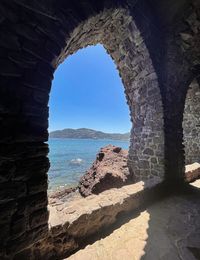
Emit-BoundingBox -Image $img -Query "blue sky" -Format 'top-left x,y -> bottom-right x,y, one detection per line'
49,44 -> 131,133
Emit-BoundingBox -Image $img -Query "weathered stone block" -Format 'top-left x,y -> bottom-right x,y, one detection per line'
29,209 -> 49,229
14,157 -> 49,182
0,33 -> 20,50
0,160 -> 16,183
0,201 -> 17,224
0,59 -> 21,77
0,223 -> 10,245
139,160 -> 149,168
6,224 -> 48,255
27,177 -> 48,195
13,248 -> 32,260
0,182 -> 26,203
143,148 -> 154,156
11,215 -> 27,239
19,193 -> 48,214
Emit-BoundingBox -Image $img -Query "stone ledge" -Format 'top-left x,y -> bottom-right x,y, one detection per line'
185,163 -> 200,182
29,177 -> 163,259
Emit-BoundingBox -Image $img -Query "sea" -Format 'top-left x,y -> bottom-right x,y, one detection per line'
48,138 -> 129,190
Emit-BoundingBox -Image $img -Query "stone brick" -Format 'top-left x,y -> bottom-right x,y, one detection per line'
14,156 -> 49,182
151,157 -> 158,164
13,248 -> 32,260
0,201 -> 17,223
143,148 -> 154,156
0,59 -> 21,77
139,160 -> 150,169
18,193 -> 48,215
11,215 -> 27,239
0,160 -> 16,183
0,32 -> 20,50
6,224 -> 48,255
0,182 -> 27,203
27,176 -> 48,195
0,223 -> 10,245
29,209 -> 49,229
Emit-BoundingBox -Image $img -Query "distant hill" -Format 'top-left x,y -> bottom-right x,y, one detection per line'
49,128 -> 130,140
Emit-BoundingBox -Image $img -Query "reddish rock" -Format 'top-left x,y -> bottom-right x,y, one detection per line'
185,162 -> 200,182
78,145 -> 135,197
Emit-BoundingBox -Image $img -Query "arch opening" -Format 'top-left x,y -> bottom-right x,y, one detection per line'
49,8 -> 165,185
48,44 -> 131,192
0,5 -> 166,259
49,8 -> 165,184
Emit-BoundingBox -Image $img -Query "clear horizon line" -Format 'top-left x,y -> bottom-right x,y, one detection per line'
48,127 -> 130,134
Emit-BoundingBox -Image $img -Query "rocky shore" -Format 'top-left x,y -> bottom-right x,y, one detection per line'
79,144 -> 134,196
49,145 -> 133,204
48,146 -> 200,205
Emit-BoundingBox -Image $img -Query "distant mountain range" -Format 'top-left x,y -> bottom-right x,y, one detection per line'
49,128 -> 130,140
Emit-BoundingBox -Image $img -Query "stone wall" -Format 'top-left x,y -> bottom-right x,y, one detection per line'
183,80 -> 200,164
153,0 -> 200,181
180,0 -> 200,166
58,8 -> 165,181
0,0 -> 200,258
0,2 -> 165,258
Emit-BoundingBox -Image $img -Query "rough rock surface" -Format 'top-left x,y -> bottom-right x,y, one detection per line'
79,145 -> 134,197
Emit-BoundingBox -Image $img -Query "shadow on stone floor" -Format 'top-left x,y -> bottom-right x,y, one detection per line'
140,182 -> 200,260
67,181 -> 200,260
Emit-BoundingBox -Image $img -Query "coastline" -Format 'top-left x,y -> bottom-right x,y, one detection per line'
47,138 -> 130,192
48,144 -> 131,205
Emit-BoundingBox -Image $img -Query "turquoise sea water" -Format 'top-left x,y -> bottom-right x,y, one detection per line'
48,138 -> 129,190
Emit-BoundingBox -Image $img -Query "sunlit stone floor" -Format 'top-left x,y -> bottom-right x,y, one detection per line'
66,180 -> 200,260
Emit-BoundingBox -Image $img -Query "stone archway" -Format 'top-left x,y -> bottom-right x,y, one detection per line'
0,2 -> 166,259
1,0 -> 200,259
183,79 -> 200,164
54,8 -> 165,182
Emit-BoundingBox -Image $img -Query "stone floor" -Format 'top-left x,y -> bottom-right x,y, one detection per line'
66,180 -> 200,260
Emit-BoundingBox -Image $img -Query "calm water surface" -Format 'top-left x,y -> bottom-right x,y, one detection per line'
48,138 -> 129,190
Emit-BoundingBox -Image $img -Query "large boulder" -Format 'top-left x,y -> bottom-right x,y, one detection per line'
78,145 -> 134,197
